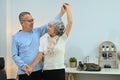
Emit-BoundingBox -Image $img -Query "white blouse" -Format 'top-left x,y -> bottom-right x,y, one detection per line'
39,33 -> 67,70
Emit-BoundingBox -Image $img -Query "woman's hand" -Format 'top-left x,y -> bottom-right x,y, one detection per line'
23,65 -> 31,76
28,65 -> 33,74
63,3 -> 70,10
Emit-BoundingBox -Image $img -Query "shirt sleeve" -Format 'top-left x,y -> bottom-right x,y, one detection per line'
35,15 -> 62,37
11,36 -> 26,70
61,32 -> 68,41
39,36 -> 45,52
54,15 -> 62,21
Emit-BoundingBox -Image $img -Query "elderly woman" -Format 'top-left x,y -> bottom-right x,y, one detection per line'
30,3 -> 72,80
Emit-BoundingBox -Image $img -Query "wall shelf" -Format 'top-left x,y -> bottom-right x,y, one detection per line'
98,41 -> 118,68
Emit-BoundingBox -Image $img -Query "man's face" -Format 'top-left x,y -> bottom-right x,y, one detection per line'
21,14 -> 34,32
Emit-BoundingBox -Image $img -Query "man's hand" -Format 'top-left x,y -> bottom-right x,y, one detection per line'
59,4 -> 66,17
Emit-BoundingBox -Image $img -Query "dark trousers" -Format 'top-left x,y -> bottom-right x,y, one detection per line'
0,69 -> 7,80
43,69 -> 65,80
19,70 -> 42,80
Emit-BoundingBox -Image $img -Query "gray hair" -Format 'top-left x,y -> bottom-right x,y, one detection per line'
48,20 -> 65,36
19,12 -> 31,21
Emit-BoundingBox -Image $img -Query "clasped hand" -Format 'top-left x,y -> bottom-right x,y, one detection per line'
23,65 -> 33,76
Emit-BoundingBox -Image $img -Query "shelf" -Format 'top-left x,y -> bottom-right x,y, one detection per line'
65,67 -> 120,75
101,51 -> 116,53
100,60 -> 116,62
98,41 -> 117,69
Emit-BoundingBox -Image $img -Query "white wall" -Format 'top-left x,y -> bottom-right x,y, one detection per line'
2,0 -> 120,79
6,0 -> 18,79
0,0 -> 6,57
65,0 -> 120,65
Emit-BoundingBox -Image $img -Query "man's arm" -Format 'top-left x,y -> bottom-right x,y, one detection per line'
36,5 -> 66,37
58,4 -> 66,17
11,36 -> 28,72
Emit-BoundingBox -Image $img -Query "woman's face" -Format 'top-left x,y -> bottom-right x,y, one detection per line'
47,25 -> 56,36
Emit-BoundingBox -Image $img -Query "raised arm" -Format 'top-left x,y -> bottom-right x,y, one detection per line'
64,3 -> 73,37
36,5 -> 66,38
58,4 -> 66,17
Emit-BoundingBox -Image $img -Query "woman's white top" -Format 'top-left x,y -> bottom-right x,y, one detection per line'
39,33 -> 67,70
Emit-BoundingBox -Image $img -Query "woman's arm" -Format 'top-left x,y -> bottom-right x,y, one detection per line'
29,52 -> 44,72
64,3 -> 73,37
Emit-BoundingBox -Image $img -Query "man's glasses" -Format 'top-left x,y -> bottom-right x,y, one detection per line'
22,19 -> 34,23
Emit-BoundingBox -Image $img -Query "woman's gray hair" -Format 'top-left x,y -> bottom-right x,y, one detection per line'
48,20 -> 65,36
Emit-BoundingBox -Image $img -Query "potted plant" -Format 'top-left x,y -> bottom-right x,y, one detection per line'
69,57 -> 77,68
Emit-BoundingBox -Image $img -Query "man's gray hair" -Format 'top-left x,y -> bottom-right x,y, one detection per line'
19,12 -> 31,21
48,20 -> 65,36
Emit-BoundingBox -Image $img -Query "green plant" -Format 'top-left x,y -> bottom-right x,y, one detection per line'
69,57 -> 77,62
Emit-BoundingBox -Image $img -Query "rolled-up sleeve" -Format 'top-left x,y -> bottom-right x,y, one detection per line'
54,15 -> 61,21
39,37 -> 44,52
